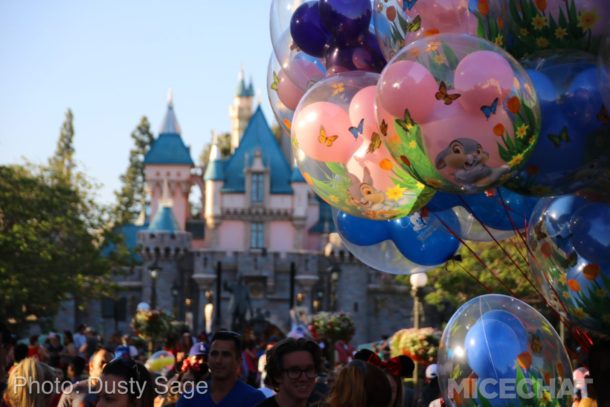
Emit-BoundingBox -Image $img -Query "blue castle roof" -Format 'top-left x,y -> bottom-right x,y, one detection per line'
144,101 -> 194,165
101,222 -> 148,262
204,158 -> 226,181
148,206 -> 180,232
221,106 -> 293,194
291,165 -> 306,183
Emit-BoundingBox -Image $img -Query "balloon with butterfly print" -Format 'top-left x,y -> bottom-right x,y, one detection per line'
376,34 -> 541,195
292,71 -> 434,220
372,0 -> 477,61
505,51 -> 610,201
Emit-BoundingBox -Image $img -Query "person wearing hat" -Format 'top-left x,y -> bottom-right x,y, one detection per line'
417,364 -> 440,407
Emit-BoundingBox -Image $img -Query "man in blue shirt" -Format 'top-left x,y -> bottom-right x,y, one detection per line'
177,330 -> 265,407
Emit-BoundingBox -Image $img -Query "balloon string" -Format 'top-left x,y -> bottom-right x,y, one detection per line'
494,188 -> 532,263
452,260 -> 495,293
456,194 -> 541,296
432,212 -> 518,297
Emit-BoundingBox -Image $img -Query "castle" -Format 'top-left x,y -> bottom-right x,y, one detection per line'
54,71 -> 425,345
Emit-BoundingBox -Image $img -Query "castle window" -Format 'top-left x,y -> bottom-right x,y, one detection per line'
251,173 -> 264,203
250,222 -> 264,249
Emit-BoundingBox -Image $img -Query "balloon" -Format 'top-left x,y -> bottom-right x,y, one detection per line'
293,101 -> 357,162
373,0 -> 476,60
270,0 -> 307,61
376,60 -> 437,122
378,34 -> 540,194
145,351 -> 175,375
319,0 -> 372,46
599,37 -> 610,109
506,52 -> 610,199
290,2 -> 328,57
335,210 -> 390,245
276,69 -> 306,111
274,29 -> 327,91
438,294 -> 572,407
453,206 -> 517,242
461,187 -> 538,231
389,209 -> 460,265
267,54 -> 296,136
293,71 -> 434,220
528,195 -> 610,335
470,0 -> 610,59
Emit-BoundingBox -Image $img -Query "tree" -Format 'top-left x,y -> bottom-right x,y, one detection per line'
0,165 -> 113,332
48,109 -> 76,181
113,116 -> 154,225
198,132 -> 231,168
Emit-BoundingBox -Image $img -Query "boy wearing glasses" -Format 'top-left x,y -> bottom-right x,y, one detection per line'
177,331 -> 265,407
255,338 -> 322,407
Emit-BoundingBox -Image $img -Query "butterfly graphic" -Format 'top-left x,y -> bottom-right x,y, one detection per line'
402,0 -> 418,11
331,82 -> 345,96
368,133 -> 382,153
597,104 -> 610,124
406,15 -> 422,32
435,81 -> 461,105
270,71 -> 279,92
547,126 -> 569,147
349,118 -> 364,140
318,126 -> 338,147
480,98 -> 499,120
379,119 -> 388,137
396,109 -> 416,131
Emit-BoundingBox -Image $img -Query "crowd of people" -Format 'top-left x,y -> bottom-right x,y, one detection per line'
0,322 -> 608,407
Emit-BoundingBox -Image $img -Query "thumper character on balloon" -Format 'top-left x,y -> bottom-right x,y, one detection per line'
435,138 -> 510,192
348,167 -> 387,210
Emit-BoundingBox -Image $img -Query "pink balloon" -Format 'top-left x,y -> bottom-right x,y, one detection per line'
347,137 -> 399,193
377,60 -> 437,122
421,102 -> 515,188
283,57 -> 326,90
293,101 -> 362,163
409,0 -> 471,32
277,69 -> 305,111
348,85 -> 378,141
454,51 -> 514,113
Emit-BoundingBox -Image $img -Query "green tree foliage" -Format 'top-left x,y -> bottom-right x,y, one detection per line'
198,132 -> 231,167
0,165 -> 113,331
399,237 -> 545,317
48,109 -> 76,181
113,116 -> 154,225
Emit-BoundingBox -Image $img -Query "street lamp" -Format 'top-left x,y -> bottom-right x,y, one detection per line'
149,263 -> 161,310
328,265 -> 341,311
410,272 -> 428,388
171,281 -> 179,318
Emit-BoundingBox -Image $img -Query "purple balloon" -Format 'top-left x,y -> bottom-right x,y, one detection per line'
324,44 -> 356,74
290,2 -> 329,58
319,0 -> 372,46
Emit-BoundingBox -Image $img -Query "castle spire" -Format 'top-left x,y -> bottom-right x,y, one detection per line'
159,89 -> 181,134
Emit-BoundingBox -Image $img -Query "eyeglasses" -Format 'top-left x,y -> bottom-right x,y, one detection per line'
284,367 -> 317,380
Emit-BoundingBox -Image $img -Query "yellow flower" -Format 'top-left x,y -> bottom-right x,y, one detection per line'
329,195 -> 339,204
562,291 -> 571,300
408,48 -> 421,58
519,28 -> 529,37
572,308 -> 587,319
426,41 -> 441,53
516,124 -> 529,139
532,15 -> 549,30
416,182 -> 425,190
508,153 -> 524,166
578,11 -> 599,30
536,37 -> 550,48
554,27 -> 568,39
432,53 -> 447,65
408,140 -> 417,149
494,34 -> 504,47
331,82 -> 345,96
559,274 -> 567,284
386,184 -> 407,201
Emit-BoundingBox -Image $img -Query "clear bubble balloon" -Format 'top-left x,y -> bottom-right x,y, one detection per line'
528,195 -> 610,336
438,294 -> 572,407
145,350 -> 175,375
377,34 -> 540,194
270,0 -> 307,61
292,71 -> 434,219
373,0 -> 476,60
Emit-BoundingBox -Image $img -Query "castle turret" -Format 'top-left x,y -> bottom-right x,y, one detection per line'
229,68 -> 254,152
143,91 -> 194,230
203,134 -> 225,246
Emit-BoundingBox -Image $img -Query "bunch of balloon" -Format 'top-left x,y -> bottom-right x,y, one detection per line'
438,294 -> 572,407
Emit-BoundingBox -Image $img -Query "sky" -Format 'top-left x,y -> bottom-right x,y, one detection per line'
0,0 -> 275,204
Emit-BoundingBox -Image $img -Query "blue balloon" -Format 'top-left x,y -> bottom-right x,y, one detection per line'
564,66 -> 605,136
290,2 -> 329,58
426,191 -> 462,212
459,188 -> 538,231
480,310 -> 528,352
390,209 -> 460,266
570,201 -> 610,266
319,0 -> 371,46
336,211 -> 390,246
465,318 -> 524,380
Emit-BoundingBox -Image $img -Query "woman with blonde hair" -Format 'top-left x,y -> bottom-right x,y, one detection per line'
326,360 -> 392,407
2,357 -> 59,407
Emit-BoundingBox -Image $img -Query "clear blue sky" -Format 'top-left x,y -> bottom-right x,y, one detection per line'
0,0 -> 274,204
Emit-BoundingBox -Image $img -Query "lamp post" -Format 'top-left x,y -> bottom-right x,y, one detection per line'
149,263 -> 161,310
171,281 -> 179,319
410,272 -> 428,389
328,265 -> 341,311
